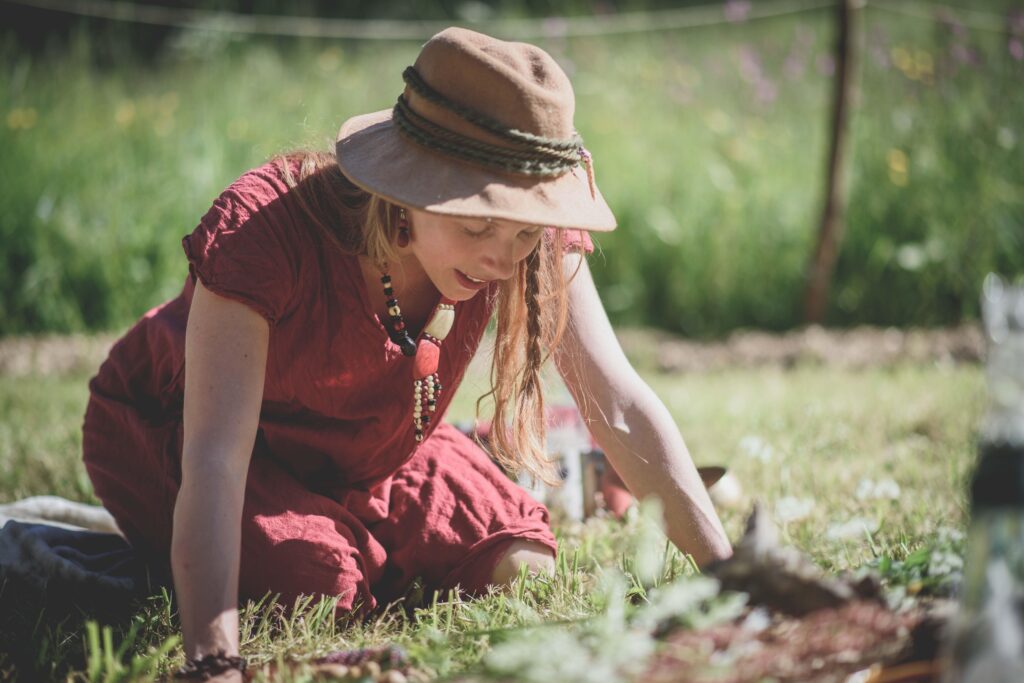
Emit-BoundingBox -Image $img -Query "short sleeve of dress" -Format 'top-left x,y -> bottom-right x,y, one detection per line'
182,165 -> 301,325
546,227 -> 595,254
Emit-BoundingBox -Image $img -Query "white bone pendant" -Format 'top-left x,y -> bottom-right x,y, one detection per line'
424,304 -> 455,341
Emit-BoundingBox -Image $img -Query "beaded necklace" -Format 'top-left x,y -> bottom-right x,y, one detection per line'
379,270 -> 456,443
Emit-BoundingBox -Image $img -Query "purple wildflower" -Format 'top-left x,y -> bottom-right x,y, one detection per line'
816,53 -> 835,76
783,25 -> 814,79
784,53 -> 806,79
870,44 -> 890,69
755,79 -> 778,105
737,45 -> 763,83
951,43 -> 981,67
724,0 -> 752,23
540,17 -> 569,38
1010,38 -> 1024,61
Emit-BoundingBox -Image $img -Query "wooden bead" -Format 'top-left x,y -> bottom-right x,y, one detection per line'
399,337 -> 417,357
424,307 -> 455,341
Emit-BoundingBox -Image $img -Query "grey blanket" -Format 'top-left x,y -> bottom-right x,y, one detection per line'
0,497 -> 168,631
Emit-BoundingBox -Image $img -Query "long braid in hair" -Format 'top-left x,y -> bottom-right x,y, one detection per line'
518,242 -> 548,471
483,238 -> 563,486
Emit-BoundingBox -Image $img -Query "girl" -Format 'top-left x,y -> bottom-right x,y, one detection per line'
81,27 -> 731,681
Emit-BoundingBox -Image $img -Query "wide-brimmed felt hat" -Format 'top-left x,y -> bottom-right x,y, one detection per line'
335,27 -> 617,232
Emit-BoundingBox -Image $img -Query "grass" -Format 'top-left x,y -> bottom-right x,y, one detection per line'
0,335 -> 985,681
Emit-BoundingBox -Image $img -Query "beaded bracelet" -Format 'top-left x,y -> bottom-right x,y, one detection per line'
173,650 -> 247,680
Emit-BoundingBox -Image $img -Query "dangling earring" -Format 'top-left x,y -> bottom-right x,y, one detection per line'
397,207 -> 410,248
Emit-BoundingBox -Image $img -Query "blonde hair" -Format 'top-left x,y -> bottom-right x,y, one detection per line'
274,149 -> 574,485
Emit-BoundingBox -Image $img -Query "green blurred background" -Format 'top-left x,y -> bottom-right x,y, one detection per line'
1,0 -> 1021,338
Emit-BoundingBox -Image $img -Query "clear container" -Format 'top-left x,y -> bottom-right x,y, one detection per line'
943,275 -> 1024,682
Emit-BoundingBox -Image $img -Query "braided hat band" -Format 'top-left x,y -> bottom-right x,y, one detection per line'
394,67 -> 587,179
335,27 -> 616,232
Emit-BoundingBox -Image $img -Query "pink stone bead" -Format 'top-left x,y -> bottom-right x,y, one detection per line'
413,339 -> 440,379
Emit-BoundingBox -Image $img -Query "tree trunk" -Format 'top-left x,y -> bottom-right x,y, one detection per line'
803,0 -> 860,324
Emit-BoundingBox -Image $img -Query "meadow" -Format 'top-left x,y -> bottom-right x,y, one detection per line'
0,1 -> 1017,679
0,335 -> 984,680
1,2 -> 1022,337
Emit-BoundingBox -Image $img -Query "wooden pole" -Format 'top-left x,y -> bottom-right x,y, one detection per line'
803,0 -> 860,324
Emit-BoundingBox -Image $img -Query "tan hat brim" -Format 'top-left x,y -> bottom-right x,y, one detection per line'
335,109 -> 616,232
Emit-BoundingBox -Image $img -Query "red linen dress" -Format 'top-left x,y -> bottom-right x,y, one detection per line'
81,160 -> 593,615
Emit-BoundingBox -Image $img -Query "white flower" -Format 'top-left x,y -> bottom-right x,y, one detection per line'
935,526 -> 965,545
929,549 -> 964,578
485,569 -> 659,683
739,435 -> 774,462
774,496 -> 815,522
485,629 -> 610,683
632,576 -> 722,631
826,517 -> 880,541
855,478 -> 901,501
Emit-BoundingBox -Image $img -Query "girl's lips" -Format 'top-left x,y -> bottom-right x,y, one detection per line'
455,269 -> 490,291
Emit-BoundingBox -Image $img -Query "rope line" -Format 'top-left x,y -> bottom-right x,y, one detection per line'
1,0 -> 839,40
869,0 -> 1017,35
2,0 -> 1015,40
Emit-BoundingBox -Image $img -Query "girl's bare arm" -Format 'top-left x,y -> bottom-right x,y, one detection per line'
553,253 -> 732,567
174,279 -> 269,663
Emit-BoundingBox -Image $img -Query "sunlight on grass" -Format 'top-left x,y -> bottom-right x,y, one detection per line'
0,344 -> 984,680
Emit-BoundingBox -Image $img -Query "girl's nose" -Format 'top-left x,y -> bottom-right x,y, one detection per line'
480,241 -> 517,281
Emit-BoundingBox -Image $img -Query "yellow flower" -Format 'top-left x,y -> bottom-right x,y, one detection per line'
887,148 -> 908,186
6,107 -> 38,130
318,48 -> 342,73
887,148 -> 907,174
914,50 -> 933,77
890,47 -> 912,73
114,101 -> 136,127
704,108 -> 731,135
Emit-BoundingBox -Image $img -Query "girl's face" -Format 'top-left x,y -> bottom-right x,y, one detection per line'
405,208 -> 545,302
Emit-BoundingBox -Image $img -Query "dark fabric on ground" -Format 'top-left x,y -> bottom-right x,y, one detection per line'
0,520 -> 169,676
0,520 -> 167,619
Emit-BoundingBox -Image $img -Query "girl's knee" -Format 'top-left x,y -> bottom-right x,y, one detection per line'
489,539 -> 555,587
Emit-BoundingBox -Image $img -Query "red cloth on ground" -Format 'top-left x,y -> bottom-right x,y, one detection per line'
82,160 -> 593,614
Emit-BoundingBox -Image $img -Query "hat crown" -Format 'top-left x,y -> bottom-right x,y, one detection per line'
410,27 -> 576,141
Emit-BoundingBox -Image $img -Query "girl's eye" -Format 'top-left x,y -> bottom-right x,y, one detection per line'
520,228 -> 542,239
462,227 -> 489,238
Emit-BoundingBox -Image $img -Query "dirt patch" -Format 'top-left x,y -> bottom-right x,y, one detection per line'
0,334 -> 118,378
0,325 -> 985,378
617,324 -> 984,373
